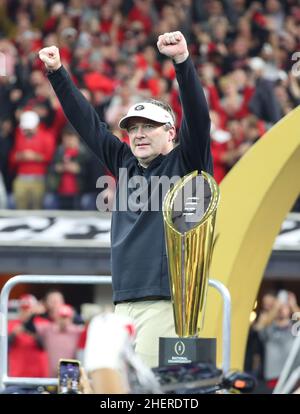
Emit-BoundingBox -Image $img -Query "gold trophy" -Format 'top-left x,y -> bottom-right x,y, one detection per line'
159,170 -> 220,365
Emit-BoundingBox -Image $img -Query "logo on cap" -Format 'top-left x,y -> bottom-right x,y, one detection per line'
134,105 -> 144,111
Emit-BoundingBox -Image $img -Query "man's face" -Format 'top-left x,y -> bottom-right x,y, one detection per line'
63,133 -> 79,148
126,117 -> 175,167
22,128 -> 37,137
46,292 -> 64,320
19,306 -> 33,321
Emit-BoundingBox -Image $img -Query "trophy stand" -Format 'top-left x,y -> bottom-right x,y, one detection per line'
159,337 -> 216,366
160,171 -> 222,368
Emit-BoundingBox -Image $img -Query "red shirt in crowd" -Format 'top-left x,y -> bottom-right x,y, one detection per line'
211,141 -> 229,184
58,147 -> 79,195
8,317 -> 50,378
10,127 -> 55,176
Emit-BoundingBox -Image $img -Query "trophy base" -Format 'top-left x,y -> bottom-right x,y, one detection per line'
159,337 -> 216,366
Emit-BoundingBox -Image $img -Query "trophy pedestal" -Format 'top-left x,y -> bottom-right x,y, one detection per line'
159,337 -> 216,366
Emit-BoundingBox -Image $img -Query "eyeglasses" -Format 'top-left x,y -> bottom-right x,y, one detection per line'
127,123 -> 166,135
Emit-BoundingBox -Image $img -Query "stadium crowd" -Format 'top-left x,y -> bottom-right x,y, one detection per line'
6,287 -> 300,393
0,0 -> 299,210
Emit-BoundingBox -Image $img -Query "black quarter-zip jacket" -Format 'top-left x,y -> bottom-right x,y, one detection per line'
48,57 -> 213,303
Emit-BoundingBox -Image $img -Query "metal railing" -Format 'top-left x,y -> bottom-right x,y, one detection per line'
209,279 -> 231,374
273,330 -> 300,394
0,275 -> 112,390
0,275 -> 231,390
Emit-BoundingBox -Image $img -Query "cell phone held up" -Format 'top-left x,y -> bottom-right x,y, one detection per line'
58,359 -> 81,394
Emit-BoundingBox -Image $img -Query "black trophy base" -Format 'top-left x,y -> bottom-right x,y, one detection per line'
159,337 -> 216,366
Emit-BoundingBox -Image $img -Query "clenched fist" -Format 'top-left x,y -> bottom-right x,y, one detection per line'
157,31 -> 189,64
38,46 -> 61,71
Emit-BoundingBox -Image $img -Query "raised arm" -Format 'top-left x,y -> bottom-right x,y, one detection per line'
157,32 -> 213,174
38,46 -> 130,177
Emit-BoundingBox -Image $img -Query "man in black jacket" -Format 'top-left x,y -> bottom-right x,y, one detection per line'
39,31 -> 213,368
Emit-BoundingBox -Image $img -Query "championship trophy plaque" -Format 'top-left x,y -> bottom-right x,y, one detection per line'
159,170 -> 220,366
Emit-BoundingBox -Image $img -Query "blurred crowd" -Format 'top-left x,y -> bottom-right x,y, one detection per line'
7,290 -> 108,378
0,0 -> 300,211
245,289 -> 300,393
7,287 -> 300,393
7,291 -> 162,394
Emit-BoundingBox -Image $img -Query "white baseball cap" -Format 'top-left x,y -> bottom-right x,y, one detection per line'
19,111 -> 40,130
119,102 -> 174,130
249,57 -> 265,72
